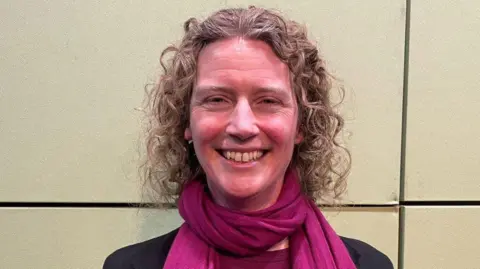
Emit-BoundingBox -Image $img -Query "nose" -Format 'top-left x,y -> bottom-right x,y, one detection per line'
225,99 -> 259,141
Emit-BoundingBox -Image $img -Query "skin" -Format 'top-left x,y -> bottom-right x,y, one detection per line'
185,37 -> 302,214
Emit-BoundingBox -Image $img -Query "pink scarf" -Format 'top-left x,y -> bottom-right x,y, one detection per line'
164,169 -> 357,269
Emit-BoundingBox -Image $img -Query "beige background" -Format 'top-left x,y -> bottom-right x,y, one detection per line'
405,0 -> 480,201
1,1 -> 479,269
403,207 -> 480,269
0,207 -> 398,269
0,0 -> 404,204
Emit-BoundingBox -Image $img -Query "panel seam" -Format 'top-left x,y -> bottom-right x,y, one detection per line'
398,0 -> 412,268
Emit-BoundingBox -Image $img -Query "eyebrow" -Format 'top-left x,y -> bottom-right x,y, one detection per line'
193,85 -> 291,97
193,85 -> 235,95
256,87 -> 290,96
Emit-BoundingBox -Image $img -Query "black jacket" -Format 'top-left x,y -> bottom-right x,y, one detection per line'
104,228 -> 393,269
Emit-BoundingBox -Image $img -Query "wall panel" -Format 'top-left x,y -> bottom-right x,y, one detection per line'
0,207 -> 398,269
406,0 -> 480,200
403,206 -> 480,269
323,207 -> 398,267
0,1 -> 405,204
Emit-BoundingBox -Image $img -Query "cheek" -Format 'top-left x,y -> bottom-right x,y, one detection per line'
262,115 -> 299,147
190,111 -> 225,143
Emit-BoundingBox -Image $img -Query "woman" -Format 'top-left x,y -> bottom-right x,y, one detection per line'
104,6 -> 393,269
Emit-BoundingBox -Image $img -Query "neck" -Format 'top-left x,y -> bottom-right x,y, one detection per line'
208,180 -> 284,212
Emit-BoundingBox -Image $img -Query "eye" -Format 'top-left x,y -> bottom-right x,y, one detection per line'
260,98 -> 280,104
206,96 -> 227,103
202,96 -> 231,109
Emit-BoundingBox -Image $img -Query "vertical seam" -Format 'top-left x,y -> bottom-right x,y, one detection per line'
398,0 -> 411,268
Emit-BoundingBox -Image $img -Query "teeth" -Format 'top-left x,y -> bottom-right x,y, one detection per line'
222,150 -> 265,162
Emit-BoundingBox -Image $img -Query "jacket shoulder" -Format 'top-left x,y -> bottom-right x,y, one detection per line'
103,229 -> 179,269
340,236 -> 394,269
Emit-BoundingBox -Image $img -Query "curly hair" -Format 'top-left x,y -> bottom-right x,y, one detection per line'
142,6 -> 351,206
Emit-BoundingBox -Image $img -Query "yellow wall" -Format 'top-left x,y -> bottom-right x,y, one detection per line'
0,1 -> 478,268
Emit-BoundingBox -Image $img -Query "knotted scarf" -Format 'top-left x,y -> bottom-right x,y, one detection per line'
164,169 -> 357,268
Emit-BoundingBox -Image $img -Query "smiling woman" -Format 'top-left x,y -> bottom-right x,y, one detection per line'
104,6 -> 393,269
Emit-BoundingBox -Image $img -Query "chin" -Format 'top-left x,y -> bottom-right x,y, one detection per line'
218,176 -> 263,198
207,172 -> 279,209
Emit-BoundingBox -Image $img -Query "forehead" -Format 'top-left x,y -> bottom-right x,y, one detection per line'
195,37 -> 291,92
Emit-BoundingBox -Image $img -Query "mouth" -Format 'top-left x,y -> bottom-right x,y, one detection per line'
216,149 -> 268,163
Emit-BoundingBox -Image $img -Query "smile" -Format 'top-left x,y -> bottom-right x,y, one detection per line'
219,150 -> 266,163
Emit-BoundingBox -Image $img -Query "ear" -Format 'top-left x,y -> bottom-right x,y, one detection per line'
294,130 -> 303,144
184,127 -> 192,141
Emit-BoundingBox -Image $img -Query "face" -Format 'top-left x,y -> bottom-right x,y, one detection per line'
185,37 -> 302,211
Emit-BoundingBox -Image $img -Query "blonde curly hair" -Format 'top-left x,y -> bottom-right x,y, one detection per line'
142,6 -> 351,205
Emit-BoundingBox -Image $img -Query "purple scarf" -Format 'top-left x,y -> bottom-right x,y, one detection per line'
164,169 -> 357,269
